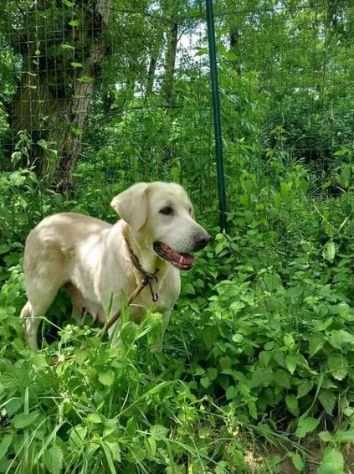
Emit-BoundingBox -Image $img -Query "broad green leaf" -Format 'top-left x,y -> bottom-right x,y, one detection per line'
272,350 -> 285,368
286,395 -> 299,416
335,430 -> 354,443
0,244 -> 10,255
327,354 -> 348,381
207,368 -> 218,381
335,303 -> 352,319
69,19 -> 79,27
0,434 -> 13,461
319,432 -> 333,443
251,368 -> 273,387
202,327 -> 217,347
13,411 -> 39,429
232,333 -> 244,343
318,390 -> 336,415
288,452 -> 305,472
264,342 -> 275,350
146,437 -> 156,457
314,318 -> 333,332
285,354 -> 297,374
317,448 -> 344,474
338,164 -> 352,188
101,442 -> 116,474
322,241 -> 336,262
230,301 -> 245,314
99,371 -> 115,386
259,350 -> 272,367
274,369 -> 291,389
309,335 -> 325,357
69,425 -> 87,448
43,445 -> 63,474
328,329 -> 354,348
194,367 -> 205,376
126,418 -> 137,436
150,425 -> 168,440
295,416 -> 319,438
87,413 -> 102,424
200,376 -> 211,388
284,334 -> 296,349
219,356 -> 232,370
297,380 -> 313,398
226,386 -> 237,400
247,399 -> 258,419
106,441 -> 121,462
215,461 -> 228,474
343,407 -> 354,417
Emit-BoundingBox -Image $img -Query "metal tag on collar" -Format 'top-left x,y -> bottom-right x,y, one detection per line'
148,277 -> 159,302
151,289 -> 159,302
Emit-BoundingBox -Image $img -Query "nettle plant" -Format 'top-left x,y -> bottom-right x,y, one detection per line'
0,271 -> 251,474
1,151 -> 354,471
176,244 -> 354,472
175,162 -> 354,468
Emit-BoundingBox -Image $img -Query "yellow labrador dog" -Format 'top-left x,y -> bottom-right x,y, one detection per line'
21,182 -> 211,349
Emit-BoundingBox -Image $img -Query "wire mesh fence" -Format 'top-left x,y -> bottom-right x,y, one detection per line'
1,1 -> 354,229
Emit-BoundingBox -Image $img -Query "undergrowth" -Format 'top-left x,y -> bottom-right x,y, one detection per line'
1,160 -> 354,473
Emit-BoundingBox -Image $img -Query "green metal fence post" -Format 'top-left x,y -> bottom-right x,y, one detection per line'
205,0 -> 227,231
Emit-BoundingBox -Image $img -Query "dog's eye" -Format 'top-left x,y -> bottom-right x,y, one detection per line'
159,206 -> 174,216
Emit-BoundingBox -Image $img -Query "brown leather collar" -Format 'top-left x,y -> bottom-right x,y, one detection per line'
124,237 -> 159,303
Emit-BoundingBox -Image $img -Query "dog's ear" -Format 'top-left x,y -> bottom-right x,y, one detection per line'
111,183 -> 149,230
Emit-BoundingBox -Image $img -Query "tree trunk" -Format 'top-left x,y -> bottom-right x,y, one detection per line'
54,0 -> 112,192
9,0 -> 112,192
163,21 -> 178,109
162,19 -> 178,162
230,28 -> 241,75
146,54 -> 158,98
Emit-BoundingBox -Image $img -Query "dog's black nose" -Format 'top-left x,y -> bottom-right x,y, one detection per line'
194,233 -> 212,251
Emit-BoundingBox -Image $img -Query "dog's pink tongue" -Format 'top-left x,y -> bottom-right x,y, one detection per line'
178,254 -> 193,266
160,243 -> 194,266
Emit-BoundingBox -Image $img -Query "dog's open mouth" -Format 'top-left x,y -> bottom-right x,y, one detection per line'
153,242 -> 194,270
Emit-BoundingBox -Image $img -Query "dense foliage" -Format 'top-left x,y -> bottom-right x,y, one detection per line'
1,0 -> 354,472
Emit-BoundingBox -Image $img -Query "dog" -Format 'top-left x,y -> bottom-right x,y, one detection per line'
20,182 -> 211,349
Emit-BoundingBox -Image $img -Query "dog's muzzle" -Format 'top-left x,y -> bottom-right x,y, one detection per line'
153,232 -> 211,271
193,233 -> 212,251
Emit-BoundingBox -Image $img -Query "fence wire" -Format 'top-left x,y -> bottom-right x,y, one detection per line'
1,0 -> 354,227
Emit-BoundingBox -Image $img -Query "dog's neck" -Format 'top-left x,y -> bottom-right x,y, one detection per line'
122,222 -> 168,278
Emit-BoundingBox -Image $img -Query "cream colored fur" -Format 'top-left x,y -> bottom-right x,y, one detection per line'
20,182 -> 209,349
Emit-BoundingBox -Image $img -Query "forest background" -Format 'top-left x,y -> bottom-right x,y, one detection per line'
1,0 -> 354,472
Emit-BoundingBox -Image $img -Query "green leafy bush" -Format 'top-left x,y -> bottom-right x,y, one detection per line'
1,159 -> 354,472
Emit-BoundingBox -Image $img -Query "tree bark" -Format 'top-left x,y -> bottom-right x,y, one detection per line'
162,19 -> 178,163
162,20 -> 178,109
230,28 -> 241,75
9,0 -> 112,192
146,54 -> 158,98
54,0 -> 112,192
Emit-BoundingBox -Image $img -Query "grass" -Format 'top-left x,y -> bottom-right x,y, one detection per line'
1,163 -> 354,472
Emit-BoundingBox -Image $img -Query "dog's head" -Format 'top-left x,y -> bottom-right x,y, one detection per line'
111,182 -> 211,270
